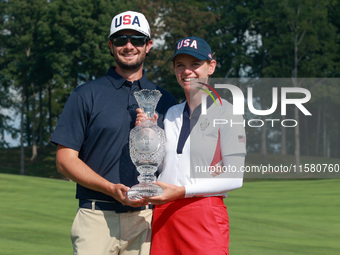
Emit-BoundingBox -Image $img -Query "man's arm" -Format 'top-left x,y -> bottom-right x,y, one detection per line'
56,145 -> 147,207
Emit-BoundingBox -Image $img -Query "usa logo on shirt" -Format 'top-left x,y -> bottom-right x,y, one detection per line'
238,135 -> 246,143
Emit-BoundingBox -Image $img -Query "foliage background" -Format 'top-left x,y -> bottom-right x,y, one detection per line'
1,0 -> 340,167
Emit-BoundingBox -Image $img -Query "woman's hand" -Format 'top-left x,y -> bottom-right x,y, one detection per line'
144,181 -> 185,205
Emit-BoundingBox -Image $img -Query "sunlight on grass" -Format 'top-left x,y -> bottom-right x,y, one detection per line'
0,174 -> 339,254
0,174 -> 77,255
226,179 -> 340,255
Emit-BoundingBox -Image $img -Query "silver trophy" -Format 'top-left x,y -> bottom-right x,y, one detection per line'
127,89 -> 165,200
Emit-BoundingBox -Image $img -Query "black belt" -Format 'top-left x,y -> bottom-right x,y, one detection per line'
79,199 -> 154,213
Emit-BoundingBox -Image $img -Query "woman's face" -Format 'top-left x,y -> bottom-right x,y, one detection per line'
173,54 -> 216,94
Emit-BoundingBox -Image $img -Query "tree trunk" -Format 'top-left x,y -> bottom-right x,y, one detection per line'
20,86 -> 25,175
281,123 -> 287,155
293,35 -> 300,167
25,85 -> 31,146
48,82 -> 52,137
30,82 -> 37,161
294,107 -> 301,167
315,106 -> 321,155
38,84 -> 44,148
303,115 -> 309,155
322,109 -> 330,158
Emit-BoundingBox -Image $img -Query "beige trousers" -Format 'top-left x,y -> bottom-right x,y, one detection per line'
71,207 -> 153,255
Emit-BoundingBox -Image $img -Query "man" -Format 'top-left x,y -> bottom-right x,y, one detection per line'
50,11 -> 176,255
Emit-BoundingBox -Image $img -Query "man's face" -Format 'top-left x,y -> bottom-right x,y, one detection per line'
109,30 -> 152,71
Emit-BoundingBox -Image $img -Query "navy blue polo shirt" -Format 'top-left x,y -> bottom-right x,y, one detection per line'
51,67 -> 176,203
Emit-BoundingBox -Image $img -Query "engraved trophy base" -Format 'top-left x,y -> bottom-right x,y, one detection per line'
127,182 -> 163,200
127,165 -> 163,200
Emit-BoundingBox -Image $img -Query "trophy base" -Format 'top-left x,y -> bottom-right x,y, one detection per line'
127,183 -> 163,200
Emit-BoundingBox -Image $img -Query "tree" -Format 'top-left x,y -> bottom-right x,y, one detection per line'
1,0 -> 48,170
1,0 -> 140,169
140,0 -> 218,101
249,0 -> 338,160
1,0 -> 339,163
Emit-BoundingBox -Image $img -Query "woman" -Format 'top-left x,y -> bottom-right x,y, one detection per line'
137,36 -> 246,254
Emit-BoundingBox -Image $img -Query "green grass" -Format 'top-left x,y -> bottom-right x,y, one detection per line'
226,179 -> 340,255
0,173 -> 339,254
0,173 -> 77,255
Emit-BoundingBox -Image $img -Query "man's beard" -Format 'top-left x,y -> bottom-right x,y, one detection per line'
116,58 -> 143,70
114,50 -> 146,71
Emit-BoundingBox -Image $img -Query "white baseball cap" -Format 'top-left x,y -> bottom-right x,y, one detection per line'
109,11 -> 151,38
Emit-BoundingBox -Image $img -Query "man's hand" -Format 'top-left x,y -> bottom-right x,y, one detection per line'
109,183 -> 148,207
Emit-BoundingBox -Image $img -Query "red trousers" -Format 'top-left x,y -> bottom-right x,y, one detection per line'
151,196 -> 229,255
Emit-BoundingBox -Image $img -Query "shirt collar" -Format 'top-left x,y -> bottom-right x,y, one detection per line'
183,96 -> 214,118
106,66 -> 154,90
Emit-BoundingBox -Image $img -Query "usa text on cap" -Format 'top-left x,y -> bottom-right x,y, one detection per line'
169,36 -> 213,62
109,11 -> 151,38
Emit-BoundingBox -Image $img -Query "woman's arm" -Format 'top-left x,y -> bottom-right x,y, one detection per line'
184,154 -> 245,197
145,154 -> 245,204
